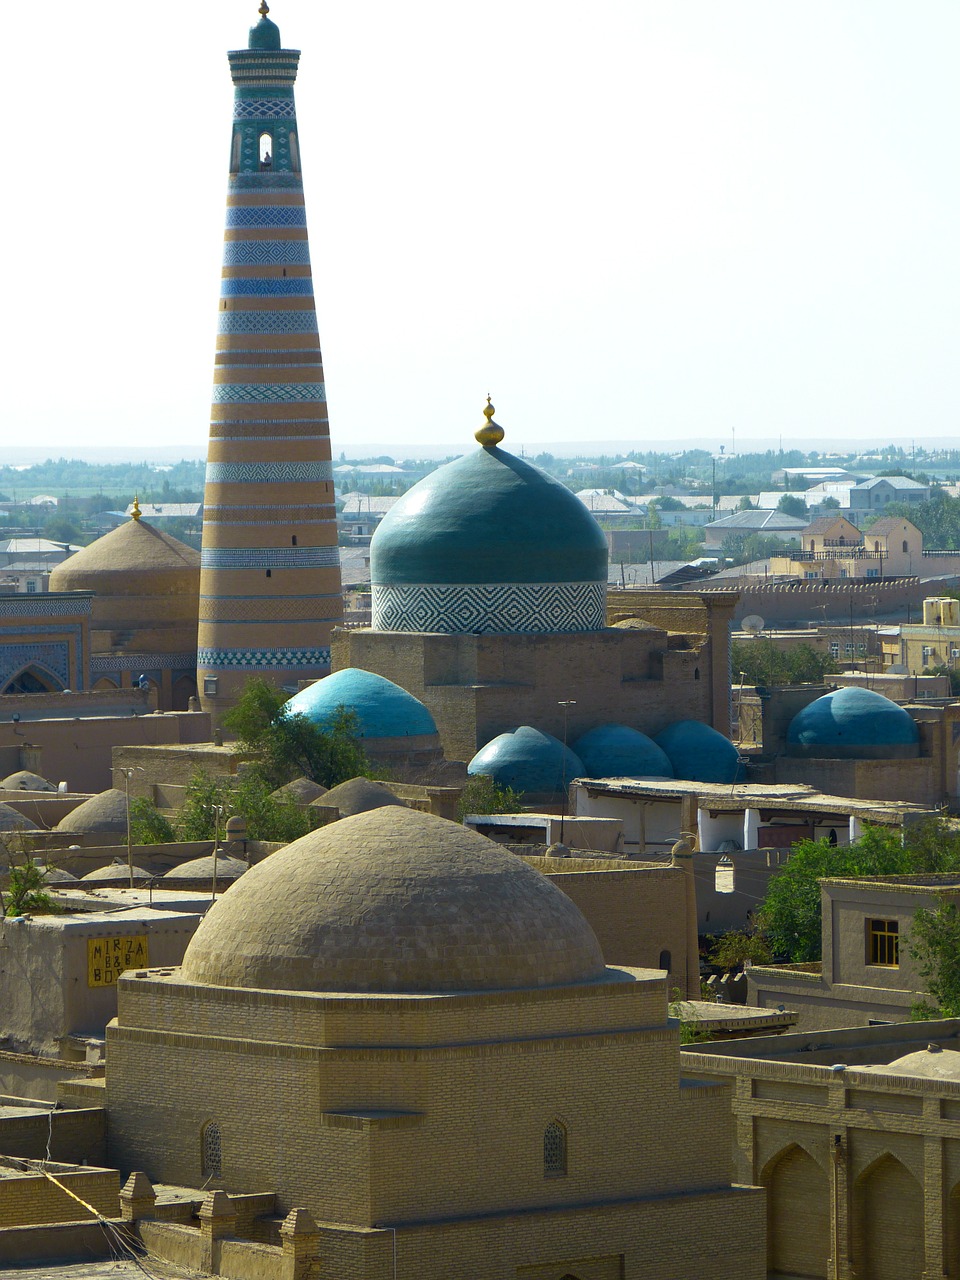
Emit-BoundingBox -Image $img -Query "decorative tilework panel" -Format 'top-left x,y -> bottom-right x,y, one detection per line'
205,460 -> 333,485
210,383 -> 326,403
197,646 -> 331,670
90,653 -> 196,673
229,173 -> 304,190
220,278 -> 314,297
217,310 -> 318,334
206,439 -> 327,449
233,98 -> 297,120
201,546 -> 341,569
0,642 -> 70,690
199,594 -> 341,621
225,206 -> 307,227
0,596 -> 92,619
223,241 -> 311,266
371,581 -> 607,634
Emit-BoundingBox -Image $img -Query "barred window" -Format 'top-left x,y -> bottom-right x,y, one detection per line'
544,1120 -> 567,1177
202,1123 -> 222,1179
867,919 -> 899,967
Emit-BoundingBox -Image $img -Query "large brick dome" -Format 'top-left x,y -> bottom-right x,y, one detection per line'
179,807 -> 606,994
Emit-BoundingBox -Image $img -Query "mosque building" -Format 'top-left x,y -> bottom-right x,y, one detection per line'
196,0 -> 343,722
331,400 -> 741,783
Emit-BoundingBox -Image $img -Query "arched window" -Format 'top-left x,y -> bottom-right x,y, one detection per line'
2,666 -> 61,695
259,131 -> 273,169
874,541 -> 881,552
230,131 -> 241,174
658,949 -> 671,972
289,131 -> 300,172
903,540 -> 908,553
202,1123 -> 222,1179
544,1120 -> 567,1177
694,666 -> 700,680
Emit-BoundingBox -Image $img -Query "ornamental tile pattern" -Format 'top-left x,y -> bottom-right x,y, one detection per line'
233,98 -> 297,119
0,596 -> 92,619
225,206 -> 307,227
0,642 -> 70,689
222,240 -> 311,266
217,311 -> 318,333
199,595 -> 340,622
211,383 -> 325,404
90,653 -> 197,673
220,278 -> 315,296
201,546 -> 341,569
204,461 -> 333,484
198,646 -> 331,669
371,581 -> 607,634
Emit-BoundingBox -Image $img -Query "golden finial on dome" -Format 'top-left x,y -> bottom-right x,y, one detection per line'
475,394 -> 505,448
259,0 -> 270,15
131,495 -> 142,522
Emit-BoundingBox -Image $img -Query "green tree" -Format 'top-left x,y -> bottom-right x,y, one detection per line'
709,930 -> 772,970
1,857 -> 60,917
222,677 -> 371,789
908,899 -> 960,1017
129,797 -> 176,845
758,821 -> 960,962
172,771 -> 316,844
732,638 -> 838,687
456,774 -> 524,823
777,494 -> 809,519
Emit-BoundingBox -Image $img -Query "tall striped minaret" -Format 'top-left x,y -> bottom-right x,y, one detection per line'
197,2 -> 342,721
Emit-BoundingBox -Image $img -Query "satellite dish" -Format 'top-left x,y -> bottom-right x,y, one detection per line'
887,663 -> 909,675
741,614 -> 765,635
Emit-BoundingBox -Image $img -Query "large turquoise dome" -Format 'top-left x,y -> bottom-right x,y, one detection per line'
467,727 -> 585,796
370,410 -> 608,634
654,721 -> 743,784
285,669 -> 437,740
787,687 -> 919,758
572,725 -> 674,779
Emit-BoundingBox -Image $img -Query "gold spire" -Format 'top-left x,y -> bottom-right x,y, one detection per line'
259,0 -> 270,15
131,495 -> 141,522
474,395 -> 505,448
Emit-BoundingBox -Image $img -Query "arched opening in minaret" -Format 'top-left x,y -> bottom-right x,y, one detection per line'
259,132 -> 273,170
289,131 -> 301,172
230,131 -> 241,174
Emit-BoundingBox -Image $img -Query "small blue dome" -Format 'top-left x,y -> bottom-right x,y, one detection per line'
249,10 -> 282,50
654,721 -> 742,784
285,669 -> 437,740
788,686 -> 919,750
467,727 -> 585,796
572,724 -> 674,779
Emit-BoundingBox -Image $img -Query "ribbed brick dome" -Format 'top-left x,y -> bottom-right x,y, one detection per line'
179,808 -> 606,994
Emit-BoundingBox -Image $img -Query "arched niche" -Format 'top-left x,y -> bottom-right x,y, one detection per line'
854,1153 -> 923,1280
761,1143 -> 829,1279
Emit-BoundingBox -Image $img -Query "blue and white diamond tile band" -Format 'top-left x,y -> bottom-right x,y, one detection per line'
233,98 -> 297,119
198,646 -> 331,669
201,546 -> 341,569
223,241 -> 311,266
225,206 -> 307,227
220,278 -> 315,297
211,383 -> 326,403
205,461 -> 333,484
217,311 -> 318,333
372,581 -> 606,634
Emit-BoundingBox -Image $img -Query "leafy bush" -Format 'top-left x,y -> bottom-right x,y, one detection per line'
456,774 -> 524,824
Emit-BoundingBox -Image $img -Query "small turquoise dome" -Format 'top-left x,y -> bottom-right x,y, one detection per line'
370,427 -> 608,634
788,687 -> 919,752
249,7 -> 282,50
571,724 -> 674,779
285,669 -> 437,740
467,727 -> 585,796
654,720 -> 742,784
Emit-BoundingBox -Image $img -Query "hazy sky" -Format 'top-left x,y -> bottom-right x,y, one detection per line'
5,2 -> 960,459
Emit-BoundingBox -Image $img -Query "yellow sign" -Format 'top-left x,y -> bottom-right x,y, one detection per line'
87,935 -> 149,988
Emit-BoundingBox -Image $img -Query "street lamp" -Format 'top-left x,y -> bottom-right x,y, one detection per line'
558,700 -> 577,844
118,766 -> 145,890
